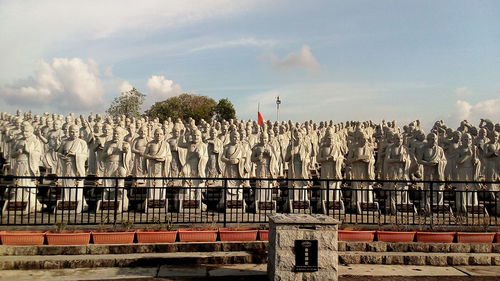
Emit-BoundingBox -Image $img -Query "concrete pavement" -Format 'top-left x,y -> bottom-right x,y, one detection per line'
0,264 -> 499,280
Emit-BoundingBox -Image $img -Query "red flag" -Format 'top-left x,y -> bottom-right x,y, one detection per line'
257,111 -> 265,125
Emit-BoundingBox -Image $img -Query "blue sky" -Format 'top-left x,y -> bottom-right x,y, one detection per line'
0,0 -> 498,128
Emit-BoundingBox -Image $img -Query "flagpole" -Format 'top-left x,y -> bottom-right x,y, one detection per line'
276,96 -> 280,122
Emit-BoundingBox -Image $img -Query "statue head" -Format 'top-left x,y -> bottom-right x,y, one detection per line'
53,119 -> 62,130
209,127 -> 217,139
489,131 -> 499,143
426,133 -> 438,147
93,122 -> 102,134
192,129 -> 202,144
461,133 -> 472,147
452,131 -> 462,143
259,132 -> 268,145
103,124 -> 113,137
138,126 -> 147,138
323,128 -> 334,146
112,128 -> 122,142
478,128 -> 487,138
416,130 -> 425,142
69,124 -> 80,140
154,128 -> 164,142
292,128 -> 302,142
21,122 -> 34,138
128,122 -> 136,133
229,130 -> 240,145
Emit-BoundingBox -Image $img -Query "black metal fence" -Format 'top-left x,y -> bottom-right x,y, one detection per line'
0,175 -> 498,227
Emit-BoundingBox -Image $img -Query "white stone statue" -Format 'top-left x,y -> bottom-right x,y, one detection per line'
384,133 -> 412,214
317,128 -> 344,213
483,131 -> 499,198
284,128 -> 311,211
251,132 -> 278,212
3,123 -> 44,213
56,124 -> 88,213
180,129 -> 208,210
416,133 -> 447,214
220,130 -> 246,211
455,133 -> 481,215
346,131 -> 377,213
98,129 -> 131,212
143,128 -> 172,207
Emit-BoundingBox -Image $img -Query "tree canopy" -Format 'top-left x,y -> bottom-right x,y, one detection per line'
145,93 -> 236,123
106,87 -> 145,119
214,98 -> 236,121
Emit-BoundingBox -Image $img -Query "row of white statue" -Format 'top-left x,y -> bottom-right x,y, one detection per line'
0,111 -> 498,215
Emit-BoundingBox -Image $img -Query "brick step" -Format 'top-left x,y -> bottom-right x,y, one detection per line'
1,250 -> 499,270
339,241 -> 500,254
0,241 -> 267,256
1,241 -> 498,257
340,251 -> 500,266
0,251 -> 259,270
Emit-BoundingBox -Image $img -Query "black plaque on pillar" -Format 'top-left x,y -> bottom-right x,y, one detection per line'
294,240 -> 318,272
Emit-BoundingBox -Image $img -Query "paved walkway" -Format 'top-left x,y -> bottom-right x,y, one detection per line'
0,264 -> 499,280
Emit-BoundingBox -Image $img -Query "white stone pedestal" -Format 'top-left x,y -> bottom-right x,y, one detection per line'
267,214 -> 339,281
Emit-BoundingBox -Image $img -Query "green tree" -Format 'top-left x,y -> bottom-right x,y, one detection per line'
214,98 -> 236,121
106,87 -> 145,118
145,93 -> 218,123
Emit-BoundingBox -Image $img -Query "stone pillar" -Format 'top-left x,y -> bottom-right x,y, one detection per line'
267,214 -> 339,281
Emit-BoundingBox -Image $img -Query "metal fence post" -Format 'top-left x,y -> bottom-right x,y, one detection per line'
223,179 -> 227,227
114,177 -> 119,225
429,181 -> 433,230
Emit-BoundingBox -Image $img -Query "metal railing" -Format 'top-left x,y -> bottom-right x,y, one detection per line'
0,175 -> 498,227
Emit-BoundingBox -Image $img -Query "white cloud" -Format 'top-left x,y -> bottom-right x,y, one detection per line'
451,97 -> 500,125
145,75 -> 182,106
269,45 -> 320,73
189,37 -> 277,53
454,87 -> 472,97
0,0 -> 266,83
119,81 -> 134,93
0,58 -> 105,112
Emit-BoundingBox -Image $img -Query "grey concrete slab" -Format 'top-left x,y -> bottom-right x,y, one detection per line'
339,264 -> 467,276
454,265 -> 500,276
0,267 -> 158,281
207,264 -> 267,276
157,265 -> 207,277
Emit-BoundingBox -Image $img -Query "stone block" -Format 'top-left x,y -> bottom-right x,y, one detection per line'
180,242 -> 220,252
469,243 -> 492,253
339,253 -> 361,264
360,254 -> 383,264
275,251 -> 295,270
492,244 -> 500,254
426,255 -> 448,266
268,214 -> 339,281
310,231 -> 337,251
406,255 -> 426,265
490,255 -> 500,265
449,243 -> 471,253
429,243 -> 450,253
87,245 -> 109,255
366,242 -> 387,252
338,242 -> 346,252
345,242 -> 366,252
0,246 -> 38,256
448,255 -> 469,265
155,243 -> 179,253
408,243 -> 429,252
468,256 -> 491,265
277,230 -> 305,248
385,254 -> 405,264
386,242 -> 409,252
